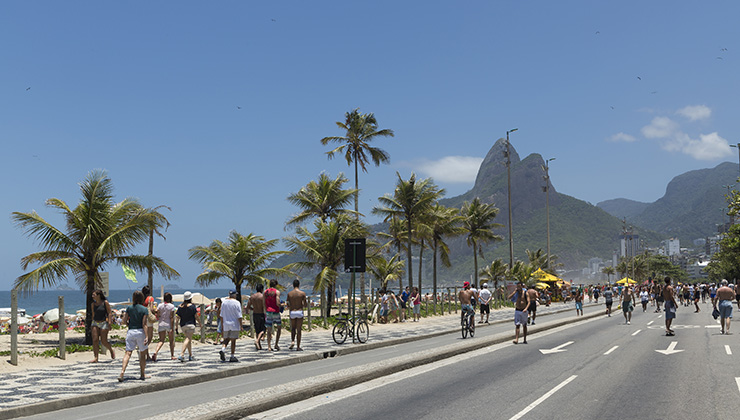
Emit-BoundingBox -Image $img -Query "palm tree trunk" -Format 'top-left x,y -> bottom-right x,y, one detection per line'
147,229 -> 154,293
326,284 -> 334,318
407,218 -> 413,290
473,239 -> 478,286
84,271 -> 96,345
417,239 -> 424,295
433,240 -> 438,313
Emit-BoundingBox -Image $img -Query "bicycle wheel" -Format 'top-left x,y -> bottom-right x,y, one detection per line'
469,314 -> 475,338
461,316 -> 468,339
355,320 -> 369,343
332,321 -> 349,344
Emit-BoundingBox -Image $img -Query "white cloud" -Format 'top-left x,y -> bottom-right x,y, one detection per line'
641,116 -> 679,139
676,105 -> 711,121
415,156 -> 483,183
660,132 -> 732,160
608,132 -> 637,142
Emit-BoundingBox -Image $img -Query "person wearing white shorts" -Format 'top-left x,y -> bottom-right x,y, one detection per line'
118,291 -> 150,382
287,280 -> 308,351
219,290 -> 243,362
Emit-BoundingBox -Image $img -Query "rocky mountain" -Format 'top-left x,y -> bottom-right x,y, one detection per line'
597,162 -> 739,243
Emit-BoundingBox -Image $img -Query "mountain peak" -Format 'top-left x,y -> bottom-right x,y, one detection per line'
473,138 -> 520,192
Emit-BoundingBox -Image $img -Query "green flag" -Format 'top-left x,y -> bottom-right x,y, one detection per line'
121,263 -> 137,283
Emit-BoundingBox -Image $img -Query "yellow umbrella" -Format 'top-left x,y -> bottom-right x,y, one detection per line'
616,277 -> 637,284
532,268 -> 561,282
535,282 -> 550,289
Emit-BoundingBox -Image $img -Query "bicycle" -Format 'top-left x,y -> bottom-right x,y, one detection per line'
332,313 -> 370,344
461,306 -> 475,339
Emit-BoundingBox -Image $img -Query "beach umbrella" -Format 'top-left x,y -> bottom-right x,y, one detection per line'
616,277 -> 637,284
172,292 -> 212,306
17,316 -> 32,325
43,308 -> 60,323
535,282 -> 550,289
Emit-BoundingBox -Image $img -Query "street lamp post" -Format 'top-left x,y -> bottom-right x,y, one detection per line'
543,158 -> 555,269
505,128 -> 518,269
729,143 -> 740,179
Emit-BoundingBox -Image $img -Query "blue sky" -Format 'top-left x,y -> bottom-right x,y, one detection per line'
2,1 -> 739,290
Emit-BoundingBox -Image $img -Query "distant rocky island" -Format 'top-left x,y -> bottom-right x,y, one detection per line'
56,284 -> 75,291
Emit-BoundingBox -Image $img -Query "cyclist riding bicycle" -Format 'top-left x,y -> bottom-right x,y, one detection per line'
459,281 -> 476,325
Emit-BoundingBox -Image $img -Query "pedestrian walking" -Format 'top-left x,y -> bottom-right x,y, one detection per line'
142,285 -> 156,361
264,279 -> 282,351
715,279 -> 735,335
527,286 -> 539,324
90,289 -> 115,363
622,285 -> 635,324
399,286 -> 410,322
247,283 -> 266,350
663,277 -> 678,336
152,292 -> 176,361
508,282 -> 530,344
176,291 -> 199,361
575,288 -> 583,316
640,287 -> 649,312
410,287 -> 421,322
218,290 -> 243,362
287,279 -> 308,351
603,286 -> 614,317
118,290 -> 149,382
478,283 -> 492,324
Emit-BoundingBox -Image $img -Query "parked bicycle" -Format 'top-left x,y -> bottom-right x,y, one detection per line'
461,307 -> 475,339
333,313 -> 369,344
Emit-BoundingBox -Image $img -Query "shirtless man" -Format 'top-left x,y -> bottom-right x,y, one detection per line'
508,282 -> 531,344
715,279 -> 736,335
459,281 -> 475,326
663,277 -> 678,336
622,285 -> 635,325
246,283 -> 266,350
286,279 -> 308,350
526,286 -> 539,325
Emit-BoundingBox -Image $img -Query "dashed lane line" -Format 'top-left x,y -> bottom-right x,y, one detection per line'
508,375 -> 578,420
632,329 -> 642,336
726,345 -> 732,355
604,346 -> 619,355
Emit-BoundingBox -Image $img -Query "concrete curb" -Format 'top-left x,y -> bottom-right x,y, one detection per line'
2,303 -> 600,419
165,310 -> 605,420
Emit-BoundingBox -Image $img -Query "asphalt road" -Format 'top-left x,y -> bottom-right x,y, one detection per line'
21,304 -> 596,420
254,301 -> 740,420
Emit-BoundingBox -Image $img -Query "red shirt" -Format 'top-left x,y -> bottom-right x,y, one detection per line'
265,288 -> 279,313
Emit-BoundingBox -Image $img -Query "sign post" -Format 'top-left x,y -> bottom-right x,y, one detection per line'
344,238 -> 366,343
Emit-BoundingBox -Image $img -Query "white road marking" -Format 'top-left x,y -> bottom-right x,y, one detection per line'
539,341 -> 574,355
647,321 -> 654,326
736,377 -> 740,395
79,404 -> 151,419
508,375 -> 578,420
603,346 -> 619,355
632,329 -> 642,336
726,345 -> 732,355
655,341 -> 684,355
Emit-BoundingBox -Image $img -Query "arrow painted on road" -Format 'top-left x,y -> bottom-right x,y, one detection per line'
655,341 -> 684,355
540,341 -> 574,355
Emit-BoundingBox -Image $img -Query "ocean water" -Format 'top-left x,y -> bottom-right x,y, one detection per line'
0,288 -> 234,316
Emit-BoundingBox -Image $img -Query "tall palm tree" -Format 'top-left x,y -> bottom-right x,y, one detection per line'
526,248 -> 547,271
285,214 -> 367,316
602,266 -> 615,284
188,231 -> 289,301
12,170 -> 180,344
320,108 -> 395,216
286,173 -> 358,227
461,198 -> 504,286
507,260 -> 534,286
367,253 -> 406,290
426,204 -> 464,310
373,173 -> 444,290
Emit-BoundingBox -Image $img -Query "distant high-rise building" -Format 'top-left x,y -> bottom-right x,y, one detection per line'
620,233 -> 640,258
661,238 -> 680,256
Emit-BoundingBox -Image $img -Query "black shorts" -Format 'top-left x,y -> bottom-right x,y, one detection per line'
480,304 -> 490,314
253,313 -> 266,334
605,300 -> 613,308
529,303 -> 537,314
400,301 -> 407,309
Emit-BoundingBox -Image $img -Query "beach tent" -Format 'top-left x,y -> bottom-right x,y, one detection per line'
616,277 -> 637,284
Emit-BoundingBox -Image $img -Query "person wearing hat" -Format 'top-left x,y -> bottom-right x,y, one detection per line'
478,283 -> 492,324
176,291 -> 199,361
219,290 -> 243,362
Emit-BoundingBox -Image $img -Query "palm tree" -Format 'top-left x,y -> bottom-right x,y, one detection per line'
461,198 -> 504,286
526,248 -> 547,271
188,231 -> 289,301
285,214 -> 367,316
373,173 -> 444,290
320,108 -> 395,216
12,170 -> 180,344
286,173 -> 358,227
507,260 -> 534,285
426,204 -> 464,311
602,266 -> 615,284
367,253 -> 406,290
480,259 -> 508,290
